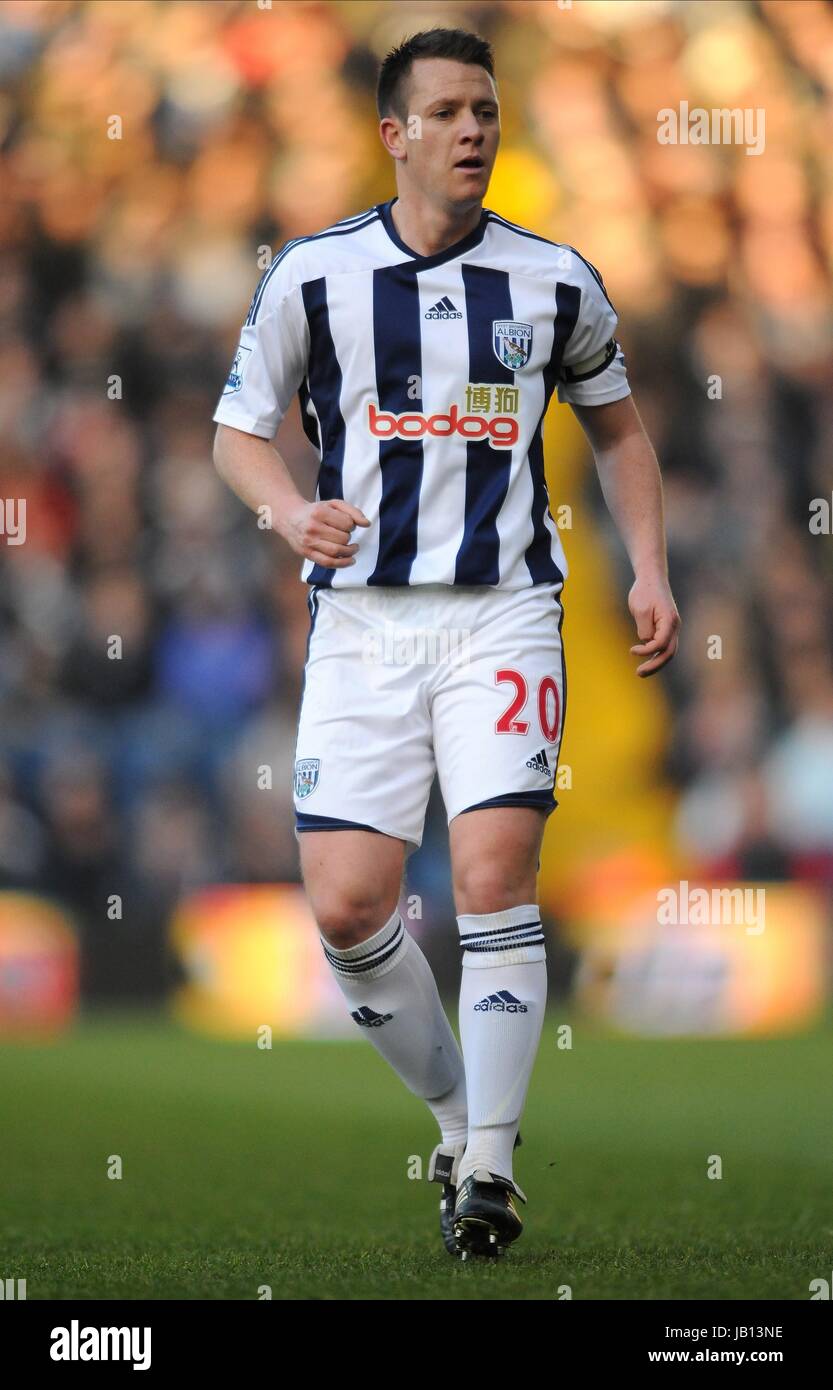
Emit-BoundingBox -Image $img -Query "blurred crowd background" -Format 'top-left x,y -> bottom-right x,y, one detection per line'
0,0 -> 832,1009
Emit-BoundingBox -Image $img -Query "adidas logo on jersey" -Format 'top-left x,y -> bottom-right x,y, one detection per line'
351,1006 -> 393,1027
474,990 -> 529,1013
425,296 -> 463,320
526,748 -> 554,778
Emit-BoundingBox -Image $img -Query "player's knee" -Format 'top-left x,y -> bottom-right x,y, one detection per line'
454,862 -> 536,917
313,892 -> 397,949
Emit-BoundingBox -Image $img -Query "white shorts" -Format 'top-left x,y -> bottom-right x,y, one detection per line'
293,583 -> 566,852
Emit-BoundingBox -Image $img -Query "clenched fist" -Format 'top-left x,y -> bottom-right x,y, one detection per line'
278,498 -> 371,569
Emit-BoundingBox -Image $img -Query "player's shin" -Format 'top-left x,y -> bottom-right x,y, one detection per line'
320,908 -> 468,1145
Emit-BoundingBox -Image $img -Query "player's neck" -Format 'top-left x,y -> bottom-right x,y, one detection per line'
390,194 -> 483,257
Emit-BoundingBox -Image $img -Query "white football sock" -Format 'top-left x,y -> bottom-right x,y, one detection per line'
456,904 -> 547,1186
321,909 -> 468,1146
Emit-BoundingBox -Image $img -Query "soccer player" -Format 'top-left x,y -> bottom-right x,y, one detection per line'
212,27 -> 680,1259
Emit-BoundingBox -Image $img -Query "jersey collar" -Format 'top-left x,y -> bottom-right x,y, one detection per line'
376,197 -> 491,269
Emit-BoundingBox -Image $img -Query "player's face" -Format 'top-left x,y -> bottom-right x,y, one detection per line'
399,59 -> 500,209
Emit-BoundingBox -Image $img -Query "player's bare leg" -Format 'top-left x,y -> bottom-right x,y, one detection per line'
450,806 -> 545,915
448,806 -> 549,1253
300,829 -> 405,948
299,829 -> 469,1193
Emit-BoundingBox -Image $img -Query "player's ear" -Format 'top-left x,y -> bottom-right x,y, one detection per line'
379,116 -> 407,161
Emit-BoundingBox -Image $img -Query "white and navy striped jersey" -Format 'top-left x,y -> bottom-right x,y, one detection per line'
213,198 -> 631,589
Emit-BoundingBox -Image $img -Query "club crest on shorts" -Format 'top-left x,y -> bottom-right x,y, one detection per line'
294,757 -> 320,799
223,342 -> 251,395
492,320 -> 533,370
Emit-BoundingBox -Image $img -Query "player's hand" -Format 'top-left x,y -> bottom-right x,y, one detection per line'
279,498 -> 370,568
628,573 -> 680,676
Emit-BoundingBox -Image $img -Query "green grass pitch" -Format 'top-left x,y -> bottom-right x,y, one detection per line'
1,1014 -> 830,1300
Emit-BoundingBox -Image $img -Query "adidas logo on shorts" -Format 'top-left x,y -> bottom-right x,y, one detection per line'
351,1006 -> 393,1027
526,748 -> 553,778
474,990 -> 529,1013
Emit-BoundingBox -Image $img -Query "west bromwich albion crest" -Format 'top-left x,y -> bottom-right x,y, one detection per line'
294,757 -> 320,799
492,320 -> 533,370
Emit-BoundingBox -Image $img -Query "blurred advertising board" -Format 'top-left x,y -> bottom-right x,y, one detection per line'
572,881 -> 828,1037
0,892 -> 78,1035
171,884 -> 356,1040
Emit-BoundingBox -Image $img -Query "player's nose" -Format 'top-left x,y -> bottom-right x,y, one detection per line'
457,110 -> 485,142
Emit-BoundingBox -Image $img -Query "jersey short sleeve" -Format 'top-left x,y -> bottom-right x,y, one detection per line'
212,249 -> 308,439
556,256 -> 631,408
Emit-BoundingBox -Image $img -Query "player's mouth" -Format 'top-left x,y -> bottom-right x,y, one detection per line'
454,155 -> 485,171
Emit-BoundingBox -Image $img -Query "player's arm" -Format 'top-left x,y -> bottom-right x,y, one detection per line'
213,424 -> 368,570
211,255 -> 369,568
554,254 -> 680,677
570,395 -> 680,677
